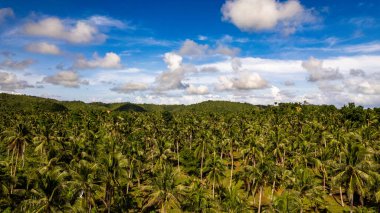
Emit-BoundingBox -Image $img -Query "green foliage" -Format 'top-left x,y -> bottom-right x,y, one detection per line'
0,93 -> 379,212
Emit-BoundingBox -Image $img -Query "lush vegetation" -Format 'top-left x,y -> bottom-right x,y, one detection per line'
0,93 -> 379,212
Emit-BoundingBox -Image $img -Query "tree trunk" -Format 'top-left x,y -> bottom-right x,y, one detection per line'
252,181 -> 257,205
350,195 -> 354,213
258,186 -> 263,213
212,173 -> 215,198
340,186 -> 345,207
22,143 -> 26,168
271,180 -> 276,201
176,139 -> 180,170
200,142 -> 204,181
229,146 -> 234,189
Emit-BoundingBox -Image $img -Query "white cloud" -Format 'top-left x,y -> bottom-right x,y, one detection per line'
0,71 -> 33,91
163,52 -> 183,70
42,70 -> 88,88
231,57 -> 242,72
221,0 -> 315,34
349,69 -> 365,77
186,84 -> 209,95
74,52 -> 122,69
344,43 -> 380,53
198,35 -> 208,41
344,74 -> 380,95
155,52 -> 197,91
199,66 -> 220,73
217,72 -> 268,90
0,8 -> 14,24
25,42 -> 61,55
111,82 -> 148,93
213,45 -> 240,56
179,39 -> 209,56
215,57 -> 270,91
24,17 -> 105,44
87,15 -> 126,28
0,58 -> 34,70
284,80 -> 295,86
177,39 -> 240,57
302,57 -> 343,81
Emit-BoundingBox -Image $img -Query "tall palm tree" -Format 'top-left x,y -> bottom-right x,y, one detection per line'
220,181 -> 247,213
142,166 -> 185,212
69,159 -> 101,212
332,134 -> 375,212
21,167 -> 69,212
205,154 -> 225,198
2,123 -> 32,177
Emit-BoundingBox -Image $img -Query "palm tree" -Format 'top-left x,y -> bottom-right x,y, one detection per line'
205,154 -> 225,198
272,190 -> 302,213
21,167 -> 69,212
220,181 -> 247,213
2,123 -> 32,177
194,127 -> 212,182
185,180 -> 214,212
142,166 -> 185,212
69,159 -> 101,212
252,159 -> 276,213
332,134 -> 376,212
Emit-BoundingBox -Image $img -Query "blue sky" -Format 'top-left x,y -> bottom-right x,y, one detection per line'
1,0 -> 380,106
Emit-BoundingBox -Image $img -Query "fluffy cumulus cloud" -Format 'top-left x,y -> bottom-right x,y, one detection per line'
186,84 -> 209,95
111,82 -> 148,93
179,39 -> 209,56
218,72 -> 268,90
213,45 -> 240,56
0,72 -> 33,91
344,73 -> 380,95
74,52 -> 122,69
302,57 -> 343,82
155,52 -> 197,91
349,69 -> 365,77
199,66 -> 220,73
163,52 -> 183,70
0,58 -> 34,71
0,8 -> 14,23
221,0 -> 315,34
24,17 -> 105,44
25,42 -> 61,55
178,39 -> 240,57
217,58 -> 269,90
42,70 -> 88,88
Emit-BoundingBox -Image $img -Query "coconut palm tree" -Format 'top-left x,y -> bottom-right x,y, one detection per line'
205,154 -> 225,198
2,123 -> 32,177
21,167 -> 69,212
333,134 -> 376,212
142,166 -> 185,212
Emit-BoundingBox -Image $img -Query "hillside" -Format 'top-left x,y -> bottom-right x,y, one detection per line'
0,93 -> 261,113
0,93 -> 68,113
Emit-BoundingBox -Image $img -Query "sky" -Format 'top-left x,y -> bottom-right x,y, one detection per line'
0,0 -> 380,107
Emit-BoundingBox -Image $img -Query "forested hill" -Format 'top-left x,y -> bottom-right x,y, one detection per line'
0,93 -> 260,113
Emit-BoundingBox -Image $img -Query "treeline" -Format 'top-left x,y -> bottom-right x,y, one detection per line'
0,94 -> 380,212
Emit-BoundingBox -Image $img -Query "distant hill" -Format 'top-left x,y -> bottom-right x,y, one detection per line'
0,93 -> 68,113
175,100 -> 258,113
0,93 -> 261,113
114,103 -> 147,112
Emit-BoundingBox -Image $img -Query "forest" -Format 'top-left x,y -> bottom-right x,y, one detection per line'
0,93 -> 379,212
